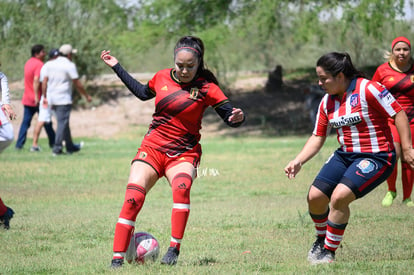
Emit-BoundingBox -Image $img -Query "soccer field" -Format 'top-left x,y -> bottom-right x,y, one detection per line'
1,135 -> 413,274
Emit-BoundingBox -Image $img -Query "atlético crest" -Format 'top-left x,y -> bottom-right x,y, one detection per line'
350,94 -> 359,107
189,88 -> 199,100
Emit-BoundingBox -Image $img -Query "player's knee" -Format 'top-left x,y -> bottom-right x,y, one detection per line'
172,173 -> 193,204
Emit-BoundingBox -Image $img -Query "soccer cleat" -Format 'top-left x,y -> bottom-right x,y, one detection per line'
30,146 -> 41,152
0,207 -> 14,230
382,191 -> 396,207
160,247 -> 180,265
403,198 -> 414,207
307,236 -> 325,262
110,258 -> 124,269
309,247 -> 335,265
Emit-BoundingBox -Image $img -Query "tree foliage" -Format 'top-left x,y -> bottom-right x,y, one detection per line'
0,0 -> 413,83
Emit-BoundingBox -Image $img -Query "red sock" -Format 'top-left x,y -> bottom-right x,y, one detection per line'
325,220 -> 347,252
0,198 -> 7,216
401,162 -> 414,200
170,173 -> 193,250
113,184 -> 146,258
386,164 -> 398,193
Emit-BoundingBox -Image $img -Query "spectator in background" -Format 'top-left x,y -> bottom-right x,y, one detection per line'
42,44 -> 92,155
15,44 -> 55,150
30,48 -> 59,152
372,36 -> 414,207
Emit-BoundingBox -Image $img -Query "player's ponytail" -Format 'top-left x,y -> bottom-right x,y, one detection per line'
317,52 -> 365,79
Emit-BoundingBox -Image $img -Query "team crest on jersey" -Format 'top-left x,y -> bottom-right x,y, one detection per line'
357,159 -> 377,174
188,88 -> 199,100
139,151 -> 147,159
350,94 -> 359,107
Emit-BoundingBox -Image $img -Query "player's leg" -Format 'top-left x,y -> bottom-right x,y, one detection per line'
401,124 -> 414,206
382,123 -> 400,206
314,152 -> 395,265
0,197 -> 14,230
161,161 -> 196,265
111,148 -> 160,268
401,161 -> 414,206
0,122 -> 14,153
307,151 -> 346,263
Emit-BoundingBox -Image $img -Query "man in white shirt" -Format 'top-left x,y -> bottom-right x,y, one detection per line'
42,44 -> 91,155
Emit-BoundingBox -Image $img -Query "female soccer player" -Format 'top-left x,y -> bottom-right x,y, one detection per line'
100,36 -> 245,268
372,36 -> 414,207
0,70 -> 16,229
284,52 -> 414,264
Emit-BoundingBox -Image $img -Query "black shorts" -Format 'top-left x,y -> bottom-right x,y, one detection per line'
312,149 -> 396,199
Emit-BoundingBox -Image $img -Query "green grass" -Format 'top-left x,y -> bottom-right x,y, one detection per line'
1,133 -> 414,274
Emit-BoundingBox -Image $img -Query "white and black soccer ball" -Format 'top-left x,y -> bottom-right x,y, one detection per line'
126,231 -> 160,264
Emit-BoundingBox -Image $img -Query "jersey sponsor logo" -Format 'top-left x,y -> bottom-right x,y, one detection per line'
161,85 -> 168,91
189,88 -> 199,100
356,159 -> 377,174
350,94 -> 359,107
329,113 -> 362,128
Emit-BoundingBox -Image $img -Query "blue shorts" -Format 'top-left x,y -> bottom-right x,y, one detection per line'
313,149 -> 396,199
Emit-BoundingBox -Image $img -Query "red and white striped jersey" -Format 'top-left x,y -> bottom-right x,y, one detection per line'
313,78 -> 402,153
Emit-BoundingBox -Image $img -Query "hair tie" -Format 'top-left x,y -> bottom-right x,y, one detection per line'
175,46 -> 200,55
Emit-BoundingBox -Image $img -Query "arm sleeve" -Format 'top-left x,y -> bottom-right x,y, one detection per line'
112,63 -> 155,101
214,101 -> 245,127
0,73 -> 10,105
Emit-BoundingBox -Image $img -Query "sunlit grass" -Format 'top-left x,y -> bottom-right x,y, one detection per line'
1,134 -> 413,274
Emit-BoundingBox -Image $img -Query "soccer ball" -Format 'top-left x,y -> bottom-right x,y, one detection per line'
126,232 -> 160,264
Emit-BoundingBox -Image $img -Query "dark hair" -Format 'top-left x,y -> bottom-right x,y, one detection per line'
31,44 -> 44,57
316,52 -> 365,79
174,36 -> 219,85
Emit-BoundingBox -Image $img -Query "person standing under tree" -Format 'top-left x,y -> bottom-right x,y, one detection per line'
15,44 -> 55,150
100,35 -> 245,268
42,44 -> 92,155
372,36 -> 414,207
284,52 -> 414,265
30,48 -> 59,152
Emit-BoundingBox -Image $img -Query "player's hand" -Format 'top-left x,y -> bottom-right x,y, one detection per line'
2,104 -> 16,120
100,50 -> 119,68
284,160 -> 302,179
402,147 -> 414,170
228,108 -> 244,124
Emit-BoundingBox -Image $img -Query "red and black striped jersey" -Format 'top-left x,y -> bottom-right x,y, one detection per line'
141,68 -> 229,156
372,62 -> 414,122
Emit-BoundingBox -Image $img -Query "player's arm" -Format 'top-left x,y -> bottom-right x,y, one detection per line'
214,101 -> 245,127
111,63 -> 155,101
284,134 -> 326,179
394,110 -> 414,168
